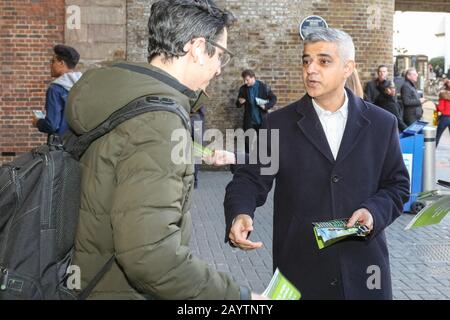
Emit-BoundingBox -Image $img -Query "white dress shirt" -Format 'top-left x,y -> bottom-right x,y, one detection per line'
312,91 -> 349,160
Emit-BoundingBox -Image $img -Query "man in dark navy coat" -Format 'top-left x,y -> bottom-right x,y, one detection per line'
224,28 -> 410,300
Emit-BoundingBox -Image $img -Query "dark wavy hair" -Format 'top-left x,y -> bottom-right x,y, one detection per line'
147,0 -> 235,62
53,44 -> 80,69
241,69 -> 255,79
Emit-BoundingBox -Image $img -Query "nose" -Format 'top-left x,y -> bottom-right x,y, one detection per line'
305,61 -> 318,74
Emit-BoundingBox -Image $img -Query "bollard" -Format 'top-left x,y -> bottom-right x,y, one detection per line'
422,126 -> 437,192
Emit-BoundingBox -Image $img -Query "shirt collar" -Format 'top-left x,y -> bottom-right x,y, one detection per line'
312,90 -> 349,118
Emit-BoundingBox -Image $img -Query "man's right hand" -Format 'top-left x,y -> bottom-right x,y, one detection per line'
229,214 -> 263,250
238,98 -> 246,104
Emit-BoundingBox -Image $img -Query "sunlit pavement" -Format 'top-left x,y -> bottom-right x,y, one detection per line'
190,131 -> 450,300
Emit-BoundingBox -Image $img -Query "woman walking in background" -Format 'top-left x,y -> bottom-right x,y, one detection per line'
436,79 -> 450,146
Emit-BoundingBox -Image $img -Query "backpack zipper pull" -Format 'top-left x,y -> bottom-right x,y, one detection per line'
0,267 -> 8,291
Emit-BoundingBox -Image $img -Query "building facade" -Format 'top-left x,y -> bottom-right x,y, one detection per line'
1,0 -> 450,162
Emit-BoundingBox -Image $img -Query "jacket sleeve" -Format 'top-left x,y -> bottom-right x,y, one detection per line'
360,118 -> 410,238
401,84 -> 421,108
437,99 -> 445,113
223,117 -> 277,242
110,112 -> 245,300
236,86 -> 245,108
363,82 -> 374,102
37,84 -> 66,134
263,84 -> 277,110
390,102 -> 408,131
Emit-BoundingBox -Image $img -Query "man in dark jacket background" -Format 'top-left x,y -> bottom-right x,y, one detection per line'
32,44 -> 81,136
236,69 -> 277,152
224,28 -> 410,299
401,67 -> 425,126
236,69 -> 277,131
363,65 -> 388,103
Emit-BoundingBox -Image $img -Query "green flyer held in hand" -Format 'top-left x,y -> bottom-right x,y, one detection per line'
313,218 -> 370,249
193,141 -> 214,158
262,268 -> 301,300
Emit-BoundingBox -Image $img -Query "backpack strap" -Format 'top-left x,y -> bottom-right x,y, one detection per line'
77,255 -> 116,300
65,95 -> 191,160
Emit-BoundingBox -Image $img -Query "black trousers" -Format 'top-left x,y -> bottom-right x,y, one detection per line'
245,123 -> 261,154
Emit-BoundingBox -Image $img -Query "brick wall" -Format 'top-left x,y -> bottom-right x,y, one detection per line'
309,0 -> 395,85
395,0 -> 450,12
0,0 -> 65,164
126,0 -> 394,133
126,0 -> 150,63
3,0 -> 431,163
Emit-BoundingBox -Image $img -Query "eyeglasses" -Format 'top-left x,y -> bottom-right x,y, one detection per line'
205,39 -> 234,68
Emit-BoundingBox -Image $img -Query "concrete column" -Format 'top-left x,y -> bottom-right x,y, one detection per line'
65,0 -> 127,71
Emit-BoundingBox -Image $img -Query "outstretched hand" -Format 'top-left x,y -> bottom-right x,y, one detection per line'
229,214 -> 263,251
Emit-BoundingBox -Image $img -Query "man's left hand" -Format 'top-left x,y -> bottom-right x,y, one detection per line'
259,104 -> 266,110
346,208 -> 374,232
31,116 -> 39,127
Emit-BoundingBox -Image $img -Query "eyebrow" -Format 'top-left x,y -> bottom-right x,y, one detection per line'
302,53 -> 333,59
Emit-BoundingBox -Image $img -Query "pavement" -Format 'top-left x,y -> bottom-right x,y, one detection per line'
189,130 -> 450,300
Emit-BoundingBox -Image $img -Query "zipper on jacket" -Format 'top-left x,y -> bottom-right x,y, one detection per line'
0,167 -> 19,265
0,265 -> 9,291
41,153 -> 53,228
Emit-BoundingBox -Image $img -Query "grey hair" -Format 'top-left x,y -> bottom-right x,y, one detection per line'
148,0 -> 236,62
304,28 -> 355,62
405,67 -> 417,79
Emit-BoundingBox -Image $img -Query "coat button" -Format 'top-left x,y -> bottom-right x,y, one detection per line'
330,278 -> 338,286
332,175 -> 340,183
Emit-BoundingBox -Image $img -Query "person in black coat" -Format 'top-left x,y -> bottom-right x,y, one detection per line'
401,68 -> 424,126
224,28 -> 410,300
236,69 -> 277,131
363,65 -> 388,103
375,80 -> 407,132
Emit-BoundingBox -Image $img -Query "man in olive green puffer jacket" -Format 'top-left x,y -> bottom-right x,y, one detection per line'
65,0 -> 261,300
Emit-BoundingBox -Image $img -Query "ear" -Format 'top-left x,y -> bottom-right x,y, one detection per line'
196,48 -> 205,66
344,60 -> 355,78
184,38 -> 205,64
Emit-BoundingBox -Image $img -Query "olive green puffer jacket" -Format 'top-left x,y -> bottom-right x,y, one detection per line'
66,62 -> 247,300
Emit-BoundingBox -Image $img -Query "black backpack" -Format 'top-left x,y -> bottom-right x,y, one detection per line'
0,64 -> 192,300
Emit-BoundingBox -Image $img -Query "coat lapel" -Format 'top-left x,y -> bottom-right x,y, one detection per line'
335,89 -> 371,163
296,95 -> 335,164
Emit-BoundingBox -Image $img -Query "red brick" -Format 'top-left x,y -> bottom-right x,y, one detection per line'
0,0 -> 64,163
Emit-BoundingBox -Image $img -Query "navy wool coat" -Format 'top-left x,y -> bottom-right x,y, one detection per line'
224,88 -> 410,300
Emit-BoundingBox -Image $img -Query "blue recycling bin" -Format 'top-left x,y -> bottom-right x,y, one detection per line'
399,121 -> 427,212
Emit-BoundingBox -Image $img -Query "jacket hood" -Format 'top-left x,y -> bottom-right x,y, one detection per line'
52,71 -> 82,91
65,62 -> 192,135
